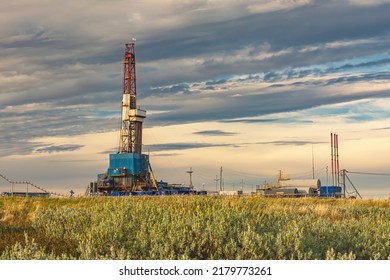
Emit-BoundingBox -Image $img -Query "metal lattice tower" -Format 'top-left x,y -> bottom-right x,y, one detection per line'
119,43 -> 146,154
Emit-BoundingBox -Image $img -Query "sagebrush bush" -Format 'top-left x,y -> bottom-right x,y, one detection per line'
0,196 -> 389,260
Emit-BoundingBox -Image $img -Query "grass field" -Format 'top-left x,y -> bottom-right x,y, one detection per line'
0,196 -> 389,260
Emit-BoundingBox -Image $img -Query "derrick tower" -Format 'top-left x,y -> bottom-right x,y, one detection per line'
119,43 -> 146,154
96,42 -> 155,194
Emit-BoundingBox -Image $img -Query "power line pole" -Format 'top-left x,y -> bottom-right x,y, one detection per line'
342,169 -> 346,198
214,175 -> 219,192
326,166 -> 328,186
312,144 -> 315,179
186,167 -> 194,189
219,166 -> 223,191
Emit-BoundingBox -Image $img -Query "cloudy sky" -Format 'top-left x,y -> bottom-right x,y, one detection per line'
1,0 -> 390,197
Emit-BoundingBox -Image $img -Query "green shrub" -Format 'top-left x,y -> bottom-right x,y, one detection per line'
0,197 -> 389,259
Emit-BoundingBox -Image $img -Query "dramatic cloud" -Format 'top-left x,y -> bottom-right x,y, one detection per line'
1,0 -> 390,197
35,144 -> 84,153
371,126 -> 390,131
255,140 -> 326,146
144,143 -> 240,152
193,130 -> 237,136
151,153 -> 182,157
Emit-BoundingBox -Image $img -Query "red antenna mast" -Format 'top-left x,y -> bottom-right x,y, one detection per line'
330,133 -> 340,186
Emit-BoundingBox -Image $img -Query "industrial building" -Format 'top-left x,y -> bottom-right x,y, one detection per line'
256,178 -> 343,198
256,134 -> 348,198
257,179 -> 320,197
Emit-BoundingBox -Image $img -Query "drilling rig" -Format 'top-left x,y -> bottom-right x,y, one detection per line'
95,42 -> 158,195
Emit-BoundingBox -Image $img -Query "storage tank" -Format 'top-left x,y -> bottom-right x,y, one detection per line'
278,179 -> 320,196
219,190 -> 243,196
278,179 -> 321,189
259,188 -> 298,196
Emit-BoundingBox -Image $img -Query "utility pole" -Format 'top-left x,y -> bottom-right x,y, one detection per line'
342,169 -> 346,198
279,170 -> 282,180
214,175 -> 220,192
219,166 -> 223,191
331,133 -> 334,186
312,144 -> 315,179
186,167 -> 194,189
326,166 -> 328,186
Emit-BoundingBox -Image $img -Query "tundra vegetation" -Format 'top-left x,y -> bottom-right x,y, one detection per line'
0,196 -> 389,260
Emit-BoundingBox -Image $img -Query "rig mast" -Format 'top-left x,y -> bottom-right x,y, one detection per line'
91,42 -> 199,196
119,43 -> 146,154
95,42 -> 153,194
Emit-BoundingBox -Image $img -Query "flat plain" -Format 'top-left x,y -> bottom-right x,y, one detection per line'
0,196 -> 389,260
